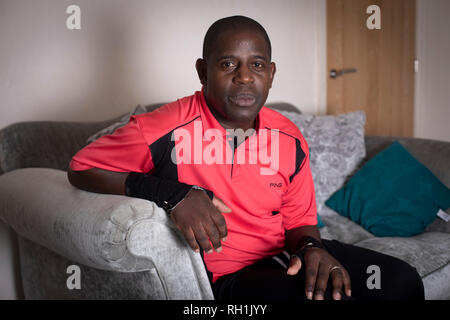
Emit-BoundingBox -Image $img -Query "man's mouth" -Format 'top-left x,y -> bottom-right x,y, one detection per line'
228,93 -> 257,107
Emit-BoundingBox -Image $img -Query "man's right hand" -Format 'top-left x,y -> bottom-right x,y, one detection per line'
170,188 -> 231,254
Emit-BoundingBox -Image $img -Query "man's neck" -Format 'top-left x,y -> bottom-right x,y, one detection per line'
207,105 -> 256,133
223,120 -> 256,133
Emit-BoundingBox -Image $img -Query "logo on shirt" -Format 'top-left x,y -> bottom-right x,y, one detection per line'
269,182 -> 283,188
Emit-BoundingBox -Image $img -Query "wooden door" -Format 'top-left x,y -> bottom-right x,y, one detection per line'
327,0 -> 416,136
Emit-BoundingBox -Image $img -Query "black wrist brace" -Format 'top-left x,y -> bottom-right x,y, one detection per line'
124,172 -> 214,213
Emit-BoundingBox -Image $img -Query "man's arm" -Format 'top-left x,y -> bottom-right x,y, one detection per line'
67,167 -> 231,254
67,115 -> 230,254
67,167 -> 128,195
285,225 -> 321,254
279,134 -> 351,300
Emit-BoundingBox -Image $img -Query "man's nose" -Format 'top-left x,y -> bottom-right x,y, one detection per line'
233,65 -> 254,85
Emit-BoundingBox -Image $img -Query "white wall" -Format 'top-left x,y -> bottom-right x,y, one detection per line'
0,0 -> 326,131
0,0 -> 326,299
415,0 -> 450,142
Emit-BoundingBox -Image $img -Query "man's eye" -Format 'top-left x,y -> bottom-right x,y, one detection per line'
253,62 -> 264,68
222,61 -> 234,68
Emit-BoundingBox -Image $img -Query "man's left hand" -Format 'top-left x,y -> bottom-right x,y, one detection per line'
287,247 -> 352,300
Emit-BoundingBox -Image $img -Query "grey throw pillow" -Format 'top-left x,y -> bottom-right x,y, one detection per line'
86,105 -> 147,144
279,111 -> 367,216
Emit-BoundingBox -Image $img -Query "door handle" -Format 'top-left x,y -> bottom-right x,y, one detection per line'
330,68 -> 357,79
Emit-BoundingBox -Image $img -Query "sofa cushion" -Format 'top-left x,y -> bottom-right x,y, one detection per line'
279,111 -> 367,220
319,207 -> 374,244
86,105 -> 147,144
354,232 -> 450,279
426,213 -> 450,233
326,141 -> 450,237
421,262 -> 450,300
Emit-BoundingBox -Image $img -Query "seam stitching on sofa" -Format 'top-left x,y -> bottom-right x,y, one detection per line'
422,261 -> 450,279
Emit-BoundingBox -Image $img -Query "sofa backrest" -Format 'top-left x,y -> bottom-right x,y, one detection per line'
0,120 -> 111,173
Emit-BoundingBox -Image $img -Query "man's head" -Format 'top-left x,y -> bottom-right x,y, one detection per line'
196,16 -> 276,131
202,16 -> 272,62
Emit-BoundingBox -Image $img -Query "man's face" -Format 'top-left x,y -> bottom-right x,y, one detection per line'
196,29 -> 276,130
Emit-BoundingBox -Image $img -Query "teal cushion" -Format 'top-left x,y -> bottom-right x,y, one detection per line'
317,213 -> 325,228
325,141 -> 450,237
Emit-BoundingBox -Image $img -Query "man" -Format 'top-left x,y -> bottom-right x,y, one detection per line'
68,15 -> 424,300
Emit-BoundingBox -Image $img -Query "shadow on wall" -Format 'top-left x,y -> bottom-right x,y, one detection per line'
63,4 -> 142,121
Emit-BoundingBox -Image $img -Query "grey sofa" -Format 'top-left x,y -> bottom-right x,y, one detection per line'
0,103 -> 449,300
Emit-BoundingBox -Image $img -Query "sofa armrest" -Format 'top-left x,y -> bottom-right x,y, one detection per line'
0,168 -> 213,299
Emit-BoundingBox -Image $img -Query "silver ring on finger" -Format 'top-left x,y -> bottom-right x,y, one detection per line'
329,265 -> 342,274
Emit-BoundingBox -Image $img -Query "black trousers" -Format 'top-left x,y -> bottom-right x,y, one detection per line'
211,239 -> 425,300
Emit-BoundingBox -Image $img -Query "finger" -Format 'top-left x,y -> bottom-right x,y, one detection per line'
180,227 -> 200,253
330,267 -> 344,300
304,252 -> 320,300
314,262 -> 330,300
342,268 -> 352,297
202,218 -> 223,253
210,210 -> 228,242
287,256 -> 302,276
192,225 -> 214,254
212,196 -> 232,213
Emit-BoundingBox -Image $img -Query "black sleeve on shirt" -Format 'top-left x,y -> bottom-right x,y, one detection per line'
289,138 -> 306,183
125,172 -> 214,212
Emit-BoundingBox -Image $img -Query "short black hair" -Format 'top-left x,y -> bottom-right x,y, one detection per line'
202,15 -> 272,61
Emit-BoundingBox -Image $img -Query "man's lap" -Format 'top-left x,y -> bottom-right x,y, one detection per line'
211,239 -> 424,300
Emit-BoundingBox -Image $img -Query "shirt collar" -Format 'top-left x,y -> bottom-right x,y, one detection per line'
197,87 -> 264,138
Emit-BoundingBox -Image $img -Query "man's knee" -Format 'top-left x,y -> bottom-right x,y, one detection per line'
382,259 -> 424,300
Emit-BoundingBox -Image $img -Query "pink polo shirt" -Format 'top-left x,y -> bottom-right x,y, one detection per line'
70,89 -> 318,281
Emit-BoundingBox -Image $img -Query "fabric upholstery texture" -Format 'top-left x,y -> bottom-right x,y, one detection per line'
0,168 -> 214,299
355,232 -> 450,278
18,236 -> 167,299
318,207 -> 374,244
355,232 -> 450,300
86,105 -> 148,144
278,111 -> 367,218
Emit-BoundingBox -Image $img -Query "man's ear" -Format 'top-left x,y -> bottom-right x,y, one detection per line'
269,62 -> 276,89
195,58 -> 207,86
